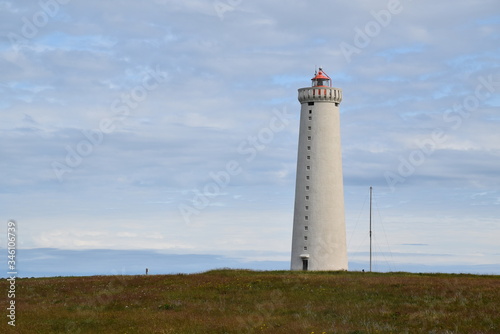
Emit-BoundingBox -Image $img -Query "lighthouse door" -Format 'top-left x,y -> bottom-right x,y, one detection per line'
302,259 -> 308,271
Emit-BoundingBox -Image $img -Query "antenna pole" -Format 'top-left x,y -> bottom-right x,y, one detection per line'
369,186 -> 373,272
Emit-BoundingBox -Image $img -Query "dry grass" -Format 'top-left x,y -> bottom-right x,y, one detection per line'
1,270 -> 499,333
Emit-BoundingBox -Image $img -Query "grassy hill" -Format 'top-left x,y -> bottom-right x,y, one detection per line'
2,270 -> 499,333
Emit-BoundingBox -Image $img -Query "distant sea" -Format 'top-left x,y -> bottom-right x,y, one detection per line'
2,248 -> 499,277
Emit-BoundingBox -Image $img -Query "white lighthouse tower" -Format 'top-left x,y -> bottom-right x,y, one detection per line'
290,68 -> 348,271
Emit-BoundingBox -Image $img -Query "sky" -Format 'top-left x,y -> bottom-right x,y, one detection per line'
1,0 -> 499,276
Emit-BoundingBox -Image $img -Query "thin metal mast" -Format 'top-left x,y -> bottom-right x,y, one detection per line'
369,186 -> 373,272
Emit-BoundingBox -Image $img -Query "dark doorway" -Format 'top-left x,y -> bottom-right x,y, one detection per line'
302,259 -> 308,271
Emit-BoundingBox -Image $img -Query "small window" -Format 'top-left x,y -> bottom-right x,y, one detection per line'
304,226 -> 308,231
306,166 -> 310,170
305,216 -> 309,220
308,116 -> 312,120
305,206 -> 309,210
305,196 -> 309,200
306,186 -> 309,190
308,102 -> 314,106
304,246 -> 308,251
308,126 -> 311,130
304,236 -> 308,240
306,176 -> 310,180
307,156 -> 310,160
309,110 -> 312,114
307,146 -> 311,150
307,136 -> 311,140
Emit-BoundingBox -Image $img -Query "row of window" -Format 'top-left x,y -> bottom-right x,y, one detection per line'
305,109 -> 312,192
304,108 -> 312,207
303,109 -> 313,252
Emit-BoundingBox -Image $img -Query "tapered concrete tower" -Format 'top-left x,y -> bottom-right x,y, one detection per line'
290,68 -> 348,271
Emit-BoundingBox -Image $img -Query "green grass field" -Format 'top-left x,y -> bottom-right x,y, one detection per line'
2,270 -> 499,333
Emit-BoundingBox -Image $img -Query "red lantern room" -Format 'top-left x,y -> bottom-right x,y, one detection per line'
311,67 -> 331,87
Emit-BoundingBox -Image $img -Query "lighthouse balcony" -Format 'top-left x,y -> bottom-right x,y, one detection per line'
298,87 -> 342,104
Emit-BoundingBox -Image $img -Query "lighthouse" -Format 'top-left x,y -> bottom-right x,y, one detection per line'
290,68 -> 348,271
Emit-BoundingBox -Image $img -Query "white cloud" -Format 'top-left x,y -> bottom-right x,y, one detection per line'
1,0 -> 499,273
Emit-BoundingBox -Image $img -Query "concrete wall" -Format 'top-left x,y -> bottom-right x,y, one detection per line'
290,86 -> 348,271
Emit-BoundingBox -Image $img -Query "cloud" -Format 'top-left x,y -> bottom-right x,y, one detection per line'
1,0 -> 499,274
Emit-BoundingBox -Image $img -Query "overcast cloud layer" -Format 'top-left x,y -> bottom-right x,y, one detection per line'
1,0 -> 499,274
